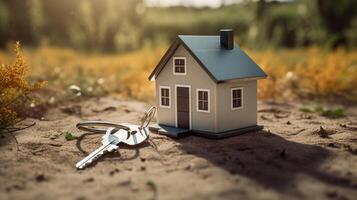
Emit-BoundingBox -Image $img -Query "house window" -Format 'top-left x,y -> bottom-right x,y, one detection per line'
231,88 -> 243,110
160,86 -> 170,108
197,89 -> 209,112
173,57 -> 186,75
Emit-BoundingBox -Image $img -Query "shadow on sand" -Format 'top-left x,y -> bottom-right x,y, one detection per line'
174,130 -> 355,192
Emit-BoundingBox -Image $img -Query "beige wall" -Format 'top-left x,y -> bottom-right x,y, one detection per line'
155,44 -> 258,133
155,45 -> 217,132
216,80 -> 257,132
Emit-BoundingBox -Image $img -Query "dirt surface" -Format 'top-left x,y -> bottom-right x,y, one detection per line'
1,97 -> 357,200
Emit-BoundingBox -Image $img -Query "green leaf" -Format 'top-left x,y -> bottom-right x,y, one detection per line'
313,105 -> 324,113
299,107 -> 313,113
65,131 -> 76,141
322,107 -> 346,118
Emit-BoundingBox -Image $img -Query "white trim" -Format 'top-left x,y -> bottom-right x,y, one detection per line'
159,86 -> 171,108
175,84 -> 191,130
214,84 -> 217,132
196,89 -> 210,113
219,76 -> 266,83
173,57 -> 187,75
231,87 -> 244,110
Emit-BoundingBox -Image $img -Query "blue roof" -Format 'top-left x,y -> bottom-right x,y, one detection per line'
148,35 -> 267,82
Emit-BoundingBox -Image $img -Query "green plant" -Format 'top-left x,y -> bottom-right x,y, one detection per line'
299,107 -> 313,113
299,104 -> 346,118
321,107 -> 346,118
0,42 -> 45,133
313,105 -> 324,112
65,131 -> 76,141
146,180 -> 158,200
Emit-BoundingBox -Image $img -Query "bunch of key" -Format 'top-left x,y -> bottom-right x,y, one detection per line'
75,107 -> 156,169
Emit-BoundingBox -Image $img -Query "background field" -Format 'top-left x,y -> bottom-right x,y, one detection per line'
0,0 -> 356,105
1,44 -> 356,104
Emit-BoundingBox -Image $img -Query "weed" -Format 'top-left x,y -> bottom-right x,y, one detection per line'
146,180 -> 158,200
0,42 -> 45,132
299,107 -> 313,113
65,131 -> 76,141
313,105 -> 324,113
299,104 -> 346,118
321,107 -> 346,118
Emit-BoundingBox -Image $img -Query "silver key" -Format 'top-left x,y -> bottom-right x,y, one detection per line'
113,123 -> 150,145
75,127 -> 127,169
75,125 -> 150,169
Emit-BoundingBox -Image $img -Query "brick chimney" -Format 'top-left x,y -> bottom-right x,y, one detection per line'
220,29 -> 234,50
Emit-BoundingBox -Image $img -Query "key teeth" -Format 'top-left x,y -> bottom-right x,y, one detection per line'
76,145 -> 118,169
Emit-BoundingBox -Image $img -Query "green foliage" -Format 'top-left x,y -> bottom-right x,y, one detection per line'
321,108 -> 346,118
299,104 -> 346,118
146,180 -> 158,200
299,107 -> 313,113
0,0 -> 356,50
65,131 -> 76,141
313,105 -> 324,113
317,0 -> 357,48
0,42 -> 45,131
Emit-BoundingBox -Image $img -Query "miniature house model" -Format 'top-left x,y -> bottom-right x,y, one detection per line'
148,29 -> 267,138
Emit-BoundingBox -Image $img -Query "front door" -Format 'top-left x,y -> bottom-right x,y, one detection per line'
176,86 -> 190,129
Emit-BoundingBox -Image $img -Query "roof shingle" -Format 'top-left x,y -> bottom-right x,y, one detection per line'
148,35 -> 267,82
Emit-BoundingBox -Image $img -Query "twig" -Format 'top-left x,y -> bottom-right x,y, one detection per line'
289,128 -> 305,136
0,118 -> 27,132
2,122 -> 36,134
340,124 -> 357,131
6,129 -> 20,152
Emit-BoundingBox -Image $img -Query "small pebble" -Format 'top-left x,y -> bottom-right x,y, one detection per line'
109,168 -> 120,176
118,179 -> 131,186
35,174 -> 46,182
185,163 -> 194,170
83,177 -> 94,183
76,196 -> 86,200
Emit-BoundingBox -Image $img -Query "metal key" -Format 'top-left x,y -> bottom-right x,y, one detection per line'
75,126 -> 149,169
113,123 -> 150,145
75,107 -> 155,169
75,127 -> 126,169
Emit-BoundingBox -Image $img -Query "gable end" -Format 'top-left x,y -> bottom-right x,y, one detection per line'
148,37 -> 218,83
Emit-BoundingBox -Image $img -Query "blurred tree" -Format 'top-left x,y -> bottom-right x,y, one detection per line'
40,0 -> 143,52
41,0 -> 83,46
256,0 -> 267,20
30,0 -> 46,42
257,1 -> 301,48
0,1 -> 9,48
0,0 -> 355,50
317,0 -> 357,48
0,0 -> 35,47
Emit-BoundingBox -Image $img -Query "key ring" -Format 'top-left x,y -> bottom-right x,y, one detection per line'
76,121 -> 130,134
76,106 -> 157,133
139,106 -> 157,129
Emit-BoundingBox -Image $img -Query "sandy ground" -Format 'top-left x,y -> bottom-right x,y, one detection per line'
0,97 -> 356,200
